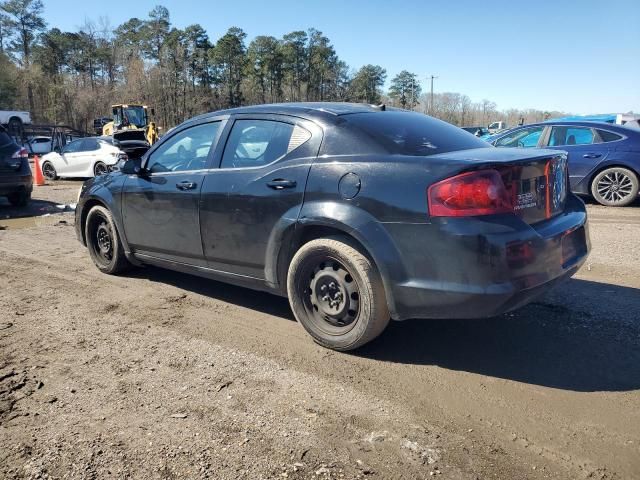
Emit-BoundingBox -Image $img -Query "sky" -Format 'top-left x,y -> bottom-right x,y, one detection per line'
38,0 -> 640,114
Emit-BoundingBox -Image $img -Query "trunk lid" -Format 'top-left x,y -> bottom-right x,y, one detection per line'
429,147 -> 569,224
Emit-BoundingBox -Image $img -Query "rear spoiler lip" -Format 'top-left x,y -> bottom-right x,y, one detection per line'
427,147 -> 567,165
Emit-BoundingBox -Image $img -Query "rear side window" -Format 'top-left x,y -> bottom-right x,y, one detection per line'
343,112 -> 489,156
596,129 -> 623,143
548,127 -> 594,146
221,120 -> 309,169
0,127 -> 13,147
81,138 -> 100,151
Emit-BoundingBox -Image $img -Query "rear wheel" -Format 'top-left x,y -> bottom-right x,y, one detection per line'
287,236 -> 390,351
93,161 -> 108,177
591,167 -> 639,207
85,205 -> 131,274
7,190 -> 30,207
42,161 -> 57,180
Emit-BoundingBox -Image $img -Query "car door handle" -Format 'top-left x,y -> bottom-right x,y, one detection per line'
583,153 -> 601,159
267,179 -> 297,190
176,181 -> 197,190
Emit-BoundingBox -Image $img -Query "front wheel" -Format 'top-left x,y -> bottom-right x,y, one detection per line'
85,205 -> 131,274
591,167 -> 639,207
287,236 -> 390,351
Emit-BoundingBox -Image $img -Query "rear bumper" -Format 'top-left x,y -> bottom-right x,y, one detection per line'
386,194 -> 590,320
0,170 -> 33,196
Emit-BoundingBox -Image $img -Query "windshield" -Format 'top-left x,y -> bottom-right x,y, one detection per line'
344,111 -> 490,156
114,106 -> 147,128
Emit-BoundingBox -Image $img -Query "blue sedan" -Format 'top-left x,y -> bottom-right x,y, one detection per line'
488,121 -> 640,206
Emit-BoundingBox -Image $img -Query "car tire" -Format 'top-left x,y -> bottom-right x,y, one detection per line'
287,236 -> 390,351
591,167 -> 639,207
7,191 -> 30,207
41,161 -> 57,180
94,162 -> 108,177
85,205 -> 131,274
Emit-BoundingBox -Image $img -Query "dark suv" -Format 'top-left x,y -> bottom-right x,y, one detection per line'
0,125 -> 32,206
76,103 -> 589,350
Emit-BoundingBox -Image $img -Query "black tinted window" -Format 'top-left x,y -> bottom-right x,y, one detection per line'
343,111 -> 489,156
597,129 -> 623,143
221,120 -> 307,169
81,138 -> 100,151
63,140 -> 84,153
0,128 -> 13,147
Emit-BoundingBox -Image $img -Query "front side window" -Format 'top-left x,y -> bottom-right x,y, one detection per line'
147,122 -> 220,174
548,127 -> 594,146
221,120 -> 308,169
494,126 -> 544,148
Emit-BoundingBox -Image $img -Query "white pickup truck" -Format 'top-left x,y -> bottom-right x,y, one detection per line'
0,110 -> 32,131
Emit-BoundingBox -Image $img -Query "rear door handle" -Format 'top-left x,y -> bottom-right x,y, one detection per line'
583,153 -> 601,159
267,179 -> 297,190
176,181 -> 197,190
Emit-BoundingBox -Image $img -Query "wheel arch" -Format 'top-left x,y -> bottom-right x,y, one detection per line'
270,202 -> 408,319
79,198 -> 109,246
587,162 -> 639,193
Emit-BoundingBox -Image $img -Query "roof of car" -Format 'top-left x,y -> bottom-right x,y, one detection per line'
187,102 -> 386,124
523,120 -> 628,129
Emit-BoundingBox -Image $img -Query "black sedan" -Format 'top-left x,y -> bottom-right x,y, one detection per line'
0,125 -> 32,206
75,103 -> 589,351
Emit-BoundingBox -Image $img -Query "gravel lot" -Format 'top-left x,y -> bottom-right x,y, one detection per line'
1,181 -> 639,479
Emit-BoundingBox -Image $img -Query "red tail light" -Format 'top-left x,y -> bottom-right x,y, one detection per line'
428,169 -> 513,217
11,147 -> 29,159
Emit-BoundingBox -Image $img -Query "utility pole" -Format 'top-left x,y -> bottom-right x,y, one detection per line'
410,77 -> 414,110
428,75 -> 438,115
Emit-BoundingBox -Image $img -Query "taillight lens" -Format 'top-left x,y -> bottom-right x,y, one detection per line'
11,147 -> 29,159
428,169 -> 513,217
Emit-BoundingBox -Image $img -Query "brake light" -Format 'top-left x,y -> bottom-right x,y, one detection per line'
428,169 -> 513,217
11,147 -> 28,159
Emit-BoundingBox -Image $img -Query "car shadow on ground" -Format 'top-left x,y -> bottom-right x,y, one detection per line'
0,196 -> 72,220
358,278 -> 640,393
131,267 -> 640,393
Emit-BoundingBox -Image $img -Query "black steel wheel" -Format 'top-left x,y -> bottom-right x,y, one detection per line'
42,161 -> 57,180
94,162 -> 108,177
287,236 -> 389,351
591,167 -> 639,207
85,205 -> 131,274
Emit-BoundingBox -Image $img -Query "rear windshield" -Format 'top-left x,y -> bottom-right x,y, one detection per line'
344,111 -> 490,156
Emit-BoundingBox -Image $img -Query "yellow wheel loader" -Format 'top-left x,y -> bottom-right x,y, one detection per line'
102,104 -> 159,146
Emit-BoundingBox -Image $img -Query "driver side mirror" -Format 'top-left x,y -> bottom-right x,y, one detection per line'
120,158 -> 147,176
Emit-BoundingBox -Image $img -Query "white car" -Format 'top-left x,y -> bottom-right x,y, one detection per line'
40,137 -> 126,179
26,136 -> 52,155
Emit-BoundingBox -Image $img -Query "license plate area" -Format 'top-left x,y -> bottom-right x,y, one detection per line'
561,226 -> 586,268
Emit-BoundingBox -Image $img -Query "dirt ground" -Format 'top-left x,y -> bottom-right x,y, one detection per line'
1,181 -> 639,480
